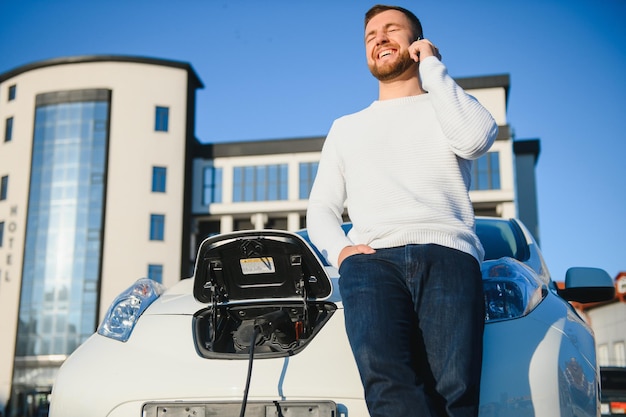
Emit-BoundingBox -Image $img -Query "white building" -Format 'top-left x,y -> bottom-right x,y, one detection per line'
0,54 -> 538,414
191,75 -> 541,244
0,56 -> 203,412
582,272 -> 626,367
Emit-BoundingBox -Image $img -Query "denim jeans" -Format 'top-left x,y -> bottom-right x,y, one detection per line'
338,244 -> 484,417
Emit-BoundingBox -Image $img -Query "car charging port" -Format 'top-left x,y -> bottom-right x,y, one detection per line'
254,309 -> 297,345
193,302 -> 336,359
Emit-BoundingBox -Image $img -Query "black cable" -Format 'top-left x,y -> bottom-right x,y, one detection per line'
273,400 -> 286,417
239,325 -> 261,417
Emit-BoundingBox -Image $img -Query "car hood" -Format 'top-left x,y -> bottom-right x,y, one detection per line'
142,278 -> 204,315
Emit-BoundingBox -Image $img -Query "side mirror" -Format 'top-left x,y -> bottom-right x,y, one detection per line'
559,267 -> 615,303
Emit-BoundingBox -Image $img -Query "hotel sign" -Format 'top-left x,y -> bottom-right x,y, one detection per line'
2,205 -> 18,283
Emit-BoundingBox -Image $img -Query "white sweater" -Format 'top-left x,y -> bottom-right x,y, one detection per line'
306,56 -> 498,268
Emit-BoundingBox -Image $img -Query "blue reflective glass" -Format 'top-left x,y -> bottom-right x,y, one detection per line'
471,152 -> 501,191
148,264 -> 163,283
203,166 -> 223,204
279,164 -> 288,199
232,164 -> 289,202
244,166 -> 255,201
477,156 -> 489,190
152,166 -> 167,192
259,166 -> 269,200
17,98 -> 109,359
5,117 -> 13,142
155,106 -> 169,132
214,168 -> 223,203
299,162 -> 318,199
233,167 -> 243,202
0,176 -> 7,200
490,153 -> 501,189
8,84 -> 16,101
150,214 -> 165,241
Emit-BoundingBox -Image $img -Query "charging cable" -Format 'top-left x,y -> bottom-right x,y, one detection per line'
239,324 -> 261,417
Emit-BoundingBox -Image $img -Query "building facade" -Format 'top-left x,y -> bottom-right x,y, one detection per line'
582,272 -> 626,367
0,56 -> 202,412
0,55 -> 537,413
190,74 -> 540,244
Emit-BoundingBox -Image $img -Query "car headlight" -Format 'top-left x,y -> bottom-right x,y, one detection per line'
482,258 -> 547,323
97,278 -> 165,342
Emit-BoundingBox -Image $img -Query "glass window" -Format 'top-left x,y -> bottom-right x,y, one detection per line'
598,344 -> 609,367
155,106 -> 169,132
615,341 -> 625,367
5,117 -> 13,142
471,151 -> 501,191
202,166 -> 222,205
0,221 -> 4,247
299,161 -> 319,199
8,84 -> 16,101
0,175 -> 7,200
150,214 -> 165,241
147,264 -> 163,283
17,92 -> 110,363
232,164 -> 288,202
152,166 -> 167,193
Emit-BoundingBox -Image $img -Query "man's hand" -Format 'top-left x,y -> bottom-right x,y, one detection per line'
408,38 -> 441,63
338,244 -> 376,267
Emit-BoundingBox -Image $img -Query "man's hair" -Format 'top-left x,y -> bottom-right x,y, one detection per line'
365,4 -> 423,40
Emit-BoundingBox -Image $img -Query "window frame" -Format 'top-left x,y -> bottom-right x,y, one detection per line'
232,164 -> 288,202
471,151 -> 501,191
0,175 -> 7,200
149,214 -> 165,241
8,84 -> 16,101
202,166 -> 223,205
5,117 -> 13,142
147,264 -> 163,283
155,106 -> 169,132
152,166 -> 167,193
299,161 -> 319,199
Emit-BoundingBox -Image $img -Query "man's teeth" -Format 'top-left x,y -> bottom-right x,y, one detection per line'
379,50 -> 393,58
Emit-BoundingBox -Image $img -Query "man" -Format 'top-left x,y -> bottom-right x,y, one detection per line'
306,4 -> 498,417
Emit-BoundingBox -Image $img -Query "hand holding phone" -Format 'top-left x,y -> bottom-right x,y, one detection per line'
409,37 -> 441,62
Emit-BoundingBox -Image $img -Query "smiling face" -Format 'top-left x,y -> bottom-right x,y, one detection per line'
365,9 -> 418,81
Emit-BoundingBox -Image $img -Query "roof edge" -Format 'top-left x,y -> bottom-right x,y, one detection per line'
0,54 -> 204,88
456,73 -> 510,106
197,136 -> 327,158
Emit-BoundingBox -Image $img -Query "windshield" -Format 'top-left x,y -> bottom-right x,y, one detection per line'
298,219 -> 528,266
475,218 -> 528,261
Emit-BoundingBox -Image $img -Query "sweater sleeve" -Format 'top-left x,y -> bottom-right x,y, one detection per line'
419,56 -> 498,160
306,124 -> 354,268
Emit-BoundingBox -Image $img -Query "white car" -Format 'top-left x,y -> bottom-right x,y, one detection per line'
49,217 -> 615,417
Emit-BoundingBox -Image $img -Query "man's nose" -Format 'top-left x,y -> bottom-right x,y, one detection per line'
375,32 -> 389,44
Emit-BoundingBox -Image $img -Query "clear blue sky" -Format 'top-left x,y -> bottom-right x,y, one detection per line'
1,0 -> 624,282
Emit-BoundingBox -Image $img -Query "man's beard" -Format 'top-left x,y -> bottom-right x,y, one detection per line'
368,48 -> 416,81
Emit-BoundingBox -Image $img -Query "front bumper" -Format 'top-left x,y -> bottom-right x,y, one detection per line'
142,400 -> 337,417
49,311 -> 365,417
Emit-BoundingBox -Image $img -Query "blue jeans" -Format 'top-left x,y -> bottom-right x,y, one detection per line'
338,244 -> 484,417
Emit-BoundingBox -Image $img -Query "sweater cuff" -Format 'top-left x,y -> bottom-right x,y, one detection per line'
419,56 -> 446,89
